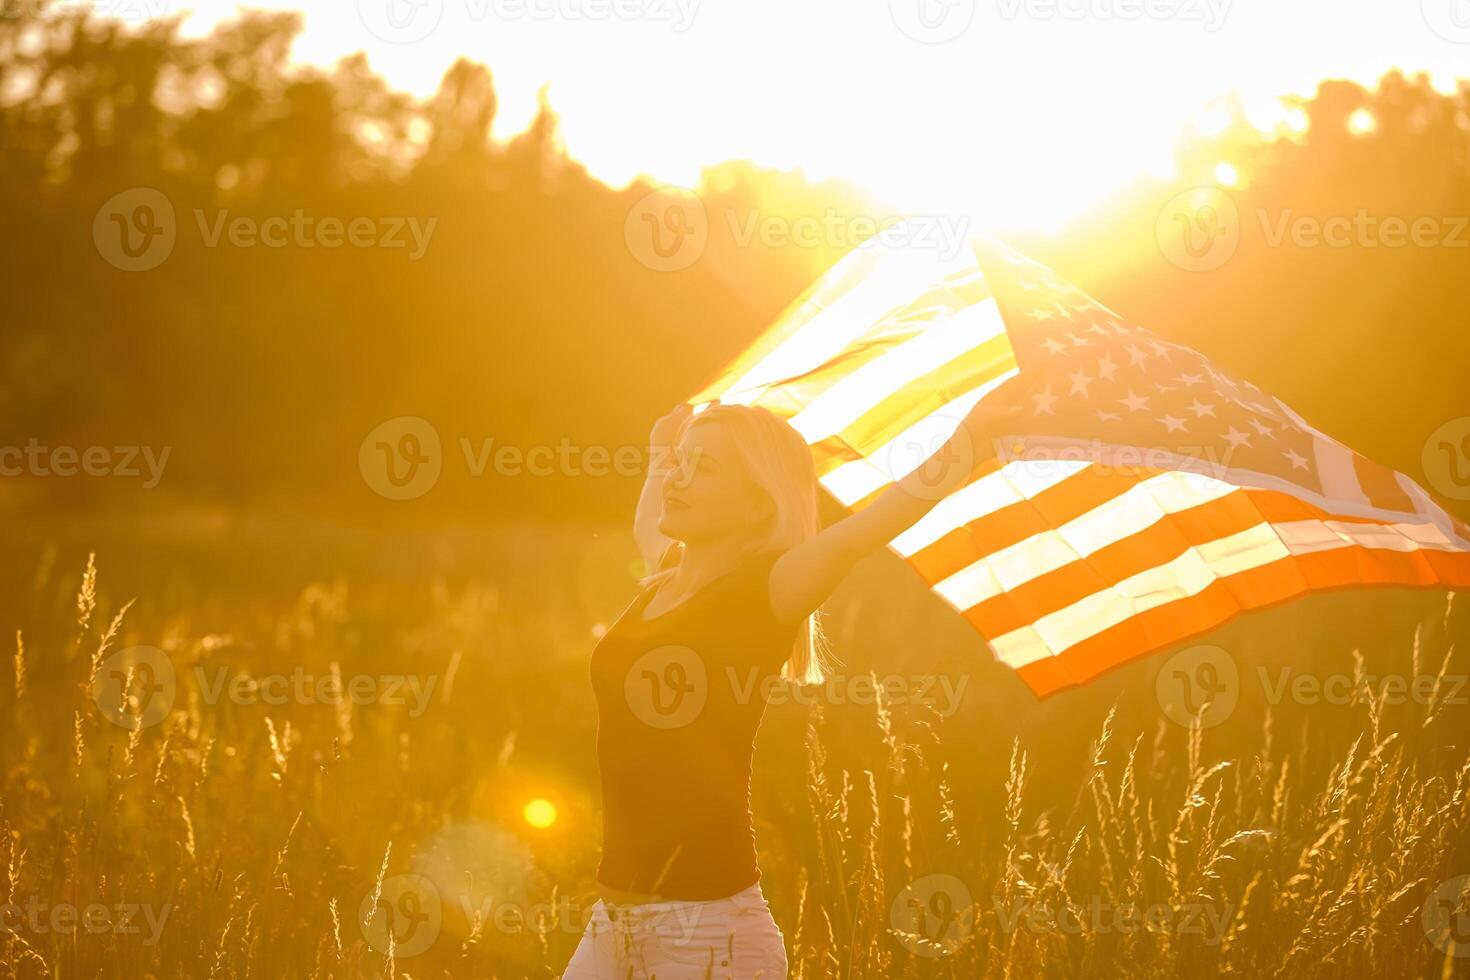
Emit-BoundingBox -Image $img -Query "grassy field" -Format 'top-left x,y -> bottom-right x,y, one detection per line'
1,512 -> 1468,979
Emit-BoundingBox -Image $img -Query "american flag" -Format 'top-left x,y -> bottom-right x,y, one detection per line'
686,224 -> 1470,697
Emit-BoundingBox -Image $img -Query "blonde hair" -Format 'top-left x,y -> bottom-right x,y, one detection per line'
639,403 -> 835,685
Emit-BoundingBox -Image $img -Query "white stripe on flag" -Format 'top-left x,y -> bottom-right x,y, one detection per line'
718,242 -> 979,401
988,522 -> 1290,668
892,459 -> 1091,557
789,299 -> 1006,443
817,371 -> 1016,506
926,469 -> 1239,609
985,513 -> 1470,669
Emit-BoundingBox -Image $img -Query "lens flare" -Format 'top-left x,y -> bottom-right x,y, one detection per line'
524,798 -> 557,829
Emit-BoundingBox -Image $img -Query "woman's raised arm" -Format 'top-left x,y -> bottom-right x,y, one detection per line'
767,381 -> 1026,626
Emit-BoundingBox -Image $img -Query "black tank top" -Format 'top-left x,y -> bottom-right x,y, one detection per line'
588,545 -> 798,900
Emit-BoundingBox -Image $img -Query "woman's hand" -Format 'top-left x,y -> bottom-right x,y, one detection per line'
649,398 -> 719,451
649,403 -> 689,451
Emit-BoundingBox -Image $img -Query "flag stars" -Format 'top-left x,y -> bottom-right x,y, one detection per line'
1175,372 -> 1205,387
1249,418 -> 1275,438
1040,336 -> 1069,355
1157,414 -> 1189,433
1064,331 -> 1092,347
1223,426 -> 1252,450
1032,385 -> 1059,416
1067,368 -> 1094,397
1187,399 -> 1216,418
1147,340 -> 1173,359
1028,308 -> 1060,321
1097,353 -> 1119,381
1125,344 -> 1150,367
1094,409 -> 1121,422
1283,447 -> 1310,471
1119,388 -> 1151,412
1087,324 -> 1113,338
1153,382 -> 1177,394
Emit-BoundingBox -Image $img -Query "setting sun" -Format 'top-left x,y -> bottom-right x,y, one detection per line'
168,0 -> 1470,235
523,798 -> 558,829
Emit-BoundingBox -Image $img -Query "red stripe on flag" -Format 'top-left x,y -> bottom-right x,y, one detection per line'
948,484 -> 1464,640
1352,451 -> 1417,514
1013,544 -> 1470,697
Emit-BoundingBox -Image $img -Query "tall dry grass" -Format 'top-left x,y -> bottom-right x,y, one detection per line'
1,543 -> 1467,979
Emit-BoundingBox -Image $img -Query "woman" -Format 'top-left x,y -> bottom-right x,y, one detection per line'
563,388 -> 1024,979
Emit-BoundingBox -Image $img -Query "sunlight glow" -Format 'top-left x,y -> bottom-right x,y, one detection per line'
1348,108 -> 1378,136
161,0 -> 1464,234
524,798 -> 557,829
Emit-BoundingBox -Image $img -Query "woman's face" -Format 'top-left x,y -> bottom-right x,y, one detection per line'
657,420 -> 772,543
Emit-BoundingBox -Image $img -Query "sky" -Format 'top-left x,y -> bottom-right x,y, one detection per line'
145,0 -> 1470,232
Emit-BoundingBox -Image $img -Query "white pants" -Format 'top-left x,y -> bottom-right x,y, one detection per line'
561,882 -> 788,979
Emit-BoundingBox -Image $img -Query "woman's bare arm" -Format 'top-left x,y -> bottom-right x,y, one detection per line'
768,384 -> 1025,626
